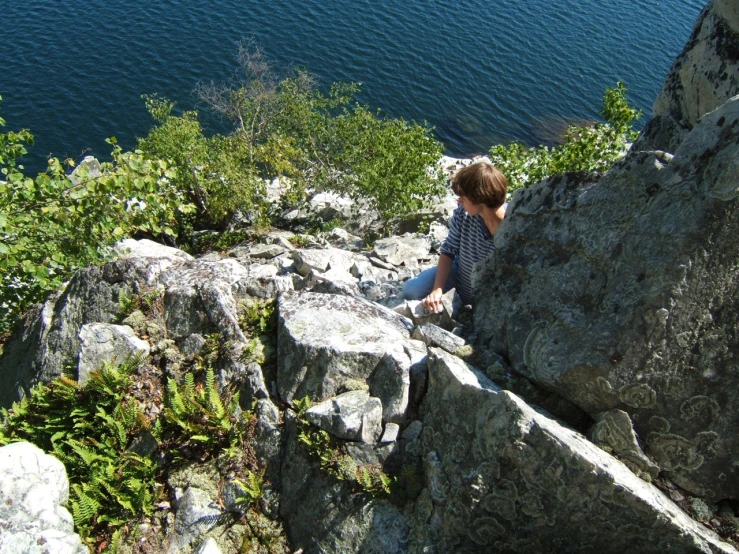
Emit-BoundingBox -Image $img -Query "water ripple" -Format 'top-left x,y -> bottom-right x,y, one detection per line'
0,0 -> 704,173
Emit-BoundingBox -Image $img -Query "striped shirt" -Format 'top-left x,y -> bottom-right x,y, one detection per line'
440,205 -> 500,304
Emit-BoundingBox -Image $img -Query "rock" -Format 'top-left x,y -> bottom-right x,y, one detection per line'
279,413 -> 408,553
412,323 -> 466,354
0,442 -> 87,554
371,235 -> 432,266
77,323 -> 150,384
474,96 -> 739,501
380,422 -> 400,444
180,333 -> 208,357
325,227 -> 365,250
0,242 -> 182,408
193,537 -> 223,554
305,390 -> 383,443
395,294 -> 461,331
309,191 -> 355,221
276,292 -> 415,408
409,349 -> 735,553
170,486 -> 222,553
638,0 -> 739,152
292,248 -> 366,277
234,243 -> 286,260
162,258 -> 249,341
590,409 -> 660,479
68,155 -> 101,184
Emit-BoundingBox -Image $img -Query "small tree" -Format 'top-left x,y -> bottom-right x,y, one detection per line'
489,81 -> 642,193
158,40 -> 448,224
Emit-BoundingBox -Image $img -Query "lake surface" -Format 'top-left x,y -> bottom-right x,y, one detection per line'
1,0 -> 705,174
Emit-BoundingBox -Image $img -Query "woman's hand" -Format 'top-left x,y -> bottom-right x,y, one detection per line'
422,287 -> 443,314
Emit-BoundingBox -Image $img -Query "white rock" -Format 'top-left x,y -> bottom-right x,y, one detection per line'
0,442 -> 86,554
305,390 -> 384,443
78,323 -> 150,384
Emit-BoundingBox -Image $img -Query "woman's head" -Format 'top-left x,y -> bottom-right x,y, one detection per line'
451,161 -> 508,209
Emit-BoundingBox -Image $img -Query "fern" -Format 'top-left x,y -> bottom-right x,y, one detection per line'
294,395 -> 393,497
162,367 -> 248,461
232,470 -> 266,512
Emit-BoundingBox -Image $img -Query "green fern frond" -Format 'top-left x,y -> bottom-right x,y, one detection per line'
66,439 -> 106,466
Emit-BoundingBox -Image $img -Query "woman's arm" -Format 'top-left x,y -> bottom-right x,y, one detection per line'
422,254 -> 454,313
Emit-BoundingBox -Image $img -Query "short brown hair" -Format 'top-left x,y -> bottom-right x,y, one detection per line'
451,161 -> 508,209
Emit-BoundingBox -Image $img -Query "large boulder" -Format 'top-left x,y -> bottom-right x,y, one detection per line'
0,240 -> 190,408
279,412 -> 408,553
277,292 -> 425,424
408,349 -> 735,553
77,323 -> 150,384
635,0 -> 739,152
474,95 -> 739,501
0,442 -> 87,554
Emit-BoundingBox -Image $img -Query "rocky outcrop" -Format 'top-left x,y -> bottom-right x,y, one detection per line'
1,3 -> 738,552
474,0 -> 739,503
408,349 -> 732,553
475,93 -> 739,502
0,441 -> 87,554
635,0 -> 739,151
277,292 -> 426,424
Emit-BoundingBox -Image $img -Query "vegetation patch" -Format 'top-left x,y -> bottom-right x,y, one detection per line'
489,82 -> 641,194
0,358 -> 263,552
293,396 -> 392,497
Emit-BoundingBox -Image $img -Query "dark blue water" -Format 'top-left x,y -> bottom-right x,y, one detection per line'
1,0 -> 705,174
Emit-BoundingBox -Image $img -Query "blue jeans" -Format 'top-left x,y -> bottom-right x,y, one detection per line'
402,260 -> 459,300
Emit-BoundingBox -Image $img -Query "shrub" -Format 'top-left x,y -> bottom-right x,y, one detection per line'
0,95 -> 191,334
138,41 -> 446,232
489,82 -> 642,194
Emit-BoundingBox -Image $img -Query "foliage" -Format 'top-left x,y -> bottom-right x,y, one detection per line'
191,333 -> 224,373
138,95 -> 268,234
293,396 -> 392,497
232,470 -> 266,512
189,228 -> 253,254
238,299 -> 278,366
161,367 -> 248,460
489,81 -> 642,193
0,94 -> 193,334
0,356 -> 256,551
288,234 -> 311,248
138,41 -> 446,232
0,357 -> 156,544
117,286 -> 164,320
239,299 -> 277,336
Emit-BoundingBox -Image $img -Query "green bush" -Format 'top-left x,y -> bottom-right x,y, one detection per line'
0,95 -> 192,334
138,42 -> 446,231
489,82 -> 642,194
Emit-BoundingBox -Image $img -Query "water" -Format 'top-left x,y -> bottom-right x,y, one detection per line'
0,0 -> 705,174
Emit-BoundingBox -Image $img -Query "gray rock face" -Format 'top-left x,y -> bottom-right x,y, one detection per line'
305,390 -> 383,443
0,261 -> 155,408
77,323 -> 150,384
279,413 -> 408,554
292,248 -> 366,277
170,486 -> 222,553
371,235 -> 432,266
277,292 -> 415,408
636,0 -> 739,152
0,442 -> 87,554
589,409 -> 660,479
474,96 -> 739,501
409,349 -> 734,553
412,323 -> 465,354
